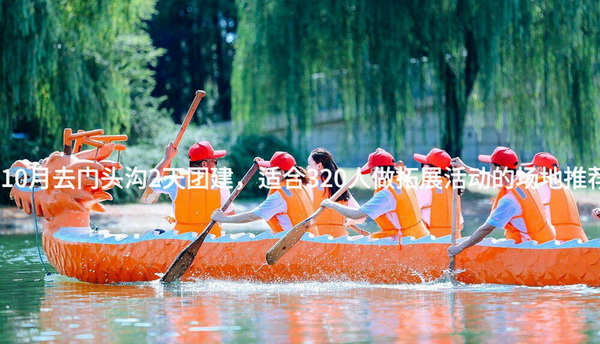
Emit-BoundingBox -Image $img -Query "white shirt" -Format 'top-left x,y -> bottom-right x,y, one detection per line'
251,192 -> 293,231
415,186 -> 464,226
485,192 -> 529,241
359,189 -> 402,229
150,174 -> 234,213
536,183 -> 552,219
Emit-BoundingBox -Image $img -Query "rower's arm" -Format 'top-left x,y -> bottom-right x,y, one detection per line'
345,195 -> 367,224
448,223 -> 496,256
211,210 -> 261,223
322,200 -> 368,220
147,142 -> 177,187
451,157 -> 494,187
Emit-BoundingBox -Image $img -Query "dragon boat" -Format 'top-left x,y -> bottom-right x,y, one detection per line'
8,129 -> 600,286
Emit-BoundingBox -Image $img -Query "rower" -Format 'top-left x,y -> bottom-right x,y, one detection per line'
211,151 -> 319,235
523,152 -> 588,242
307,148 -> 365,237
146,141 -> 234,236
321,148 -> 430,240
448,147 -> 556,258
413,148 -> 464,238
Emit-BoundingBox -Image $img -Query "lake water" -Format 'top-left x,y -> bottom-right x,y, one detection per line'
1,233 -> 600,343
2,195 -> 600,343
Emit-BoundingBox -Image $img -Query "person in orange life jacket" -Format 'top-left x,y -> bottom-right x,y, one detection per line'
593,208 -> 600,221
448,147 -> 556,258
321,148 -> 430,239
211,151 -> 319,235
522,152 -> 588,242
307,148 -> 366,237
413,148 -> 464,238
146,141 -> 234,236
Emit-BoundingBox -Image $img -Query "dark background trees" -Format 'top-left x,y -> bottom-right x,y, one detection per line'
149,0 -> 237,124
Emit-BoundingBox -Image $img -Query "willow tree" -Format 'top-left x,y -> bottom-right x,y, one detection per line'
0,0 -> 164,202
232,0 -> 599,164
492,0 -> 600,165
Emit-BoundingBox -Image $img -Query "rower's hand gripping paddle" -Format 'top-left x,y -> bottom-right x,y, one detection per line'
161,162 -> 259,282
265,173 -> 359,265
140,90 -> 206,204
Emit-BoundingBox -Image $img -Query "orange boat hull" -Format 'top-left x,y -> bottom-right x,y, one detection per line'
44,229 -> 600,286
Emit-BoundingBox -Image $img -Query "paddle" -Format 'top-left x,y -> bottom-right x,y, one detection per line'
347,224 -> 370,236
266,173 -> 359,265
436,186 -> 460,284
160,162 -> 259,282
140,90 -> 206,204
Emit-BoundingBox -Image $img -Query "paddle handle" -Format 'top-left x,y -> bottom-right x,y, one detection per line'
292,173 -> 358,231
165,90 -> 206,166
160,162 -> 259,282
330,173 -> 358,202
140,91 -> 206,204
448,186 -> 459,271
194,163 -> 258,236
300,173 -> 358,226
172,90 -> 206,149
196,162 -> 259,237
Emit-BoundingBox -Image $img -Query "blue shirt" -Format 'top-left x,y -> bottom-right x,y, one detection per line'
150,175 -> 234,213
359,189 -> 401,229
486,193 -> 527,236
252,192 -> 292,231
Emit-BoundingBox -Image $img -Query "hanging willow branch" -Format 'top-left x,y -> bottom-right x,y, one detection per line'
0,0 -> 163,164
232,0 -> 599,164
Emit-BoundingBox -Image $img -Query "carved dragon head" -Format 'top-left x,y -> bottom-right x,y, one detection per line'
8,129 -> 127,230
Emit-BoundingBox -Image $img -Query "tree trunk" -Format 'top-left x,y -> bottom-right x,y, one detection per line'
441,29 -> 479,158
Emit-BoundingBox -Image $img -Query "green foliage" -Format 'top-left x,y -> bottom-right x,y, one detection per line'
224,134 -> 300,197
232,0 -> 600,164
0,0 -> 167,203
492,0 -> 600,165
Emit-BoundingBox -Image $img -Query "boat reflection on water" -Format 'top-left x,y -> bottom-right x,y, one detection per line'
37,279 -> 600,343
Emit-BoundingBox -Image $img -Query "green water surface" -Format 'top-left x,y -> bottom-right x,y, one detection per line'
1,234 -> 599,343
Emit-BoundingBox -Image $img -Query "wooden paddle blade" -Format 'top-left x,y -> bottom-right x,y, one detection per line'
160,234 -> 206,282
266,219 -> 314,265
265,173 -> 359,265
347,224 -> 369,236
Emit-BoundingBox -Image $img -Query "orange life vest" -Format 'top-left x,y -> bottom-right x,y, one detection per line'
419,177 -> 463,238
543,181 -> 588,242
311,186 -> 348,238
491,184 -> 556,244
173,170 -> 222,236
371,182 -> 430,239
266,184 -> 319,236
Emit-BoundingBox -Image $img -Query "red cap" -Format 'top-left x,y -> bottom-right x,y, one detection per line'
413,148 -> 452,171
257,151 -> 296,171
188,141 -> 227,161
522,152 -> 560,170
360,148 -> 395,174
478,146 -> 519,168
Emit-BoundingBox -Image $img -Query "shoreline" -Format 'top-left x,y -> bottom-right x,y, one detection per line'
2,189 -> 599,237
